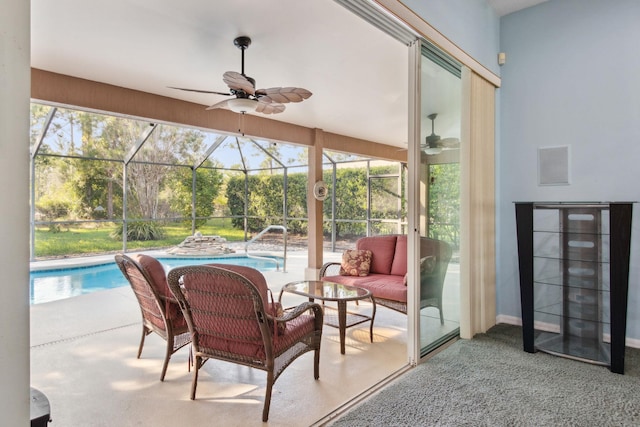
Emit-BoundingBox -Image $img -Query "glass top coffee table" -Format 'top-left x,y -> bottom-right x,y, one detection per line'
279,280 -> 376,354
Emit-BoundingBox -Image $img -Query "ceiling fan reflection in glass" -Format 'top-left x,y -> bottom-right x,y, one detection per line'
422,113 -> 460,155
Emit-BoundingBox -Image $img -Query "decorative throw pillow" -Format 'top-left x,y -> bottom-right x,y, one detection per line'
339,249 -> 373,277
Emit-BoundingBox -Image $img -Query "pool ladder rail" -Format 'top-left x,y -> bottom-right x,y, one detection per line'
244,225 -> 287,272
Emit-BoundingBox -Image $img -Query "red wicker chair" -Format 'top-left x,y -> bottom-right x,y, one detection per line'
167,264 -> 323,422
115,253 -> 191,381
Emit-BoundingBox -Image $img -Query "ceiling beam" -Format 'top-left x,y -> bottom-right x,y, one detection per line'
31,68 -> 406,163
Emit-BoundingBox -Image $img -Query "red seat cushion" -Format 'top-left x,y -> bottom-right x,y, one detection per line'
322,273 -> 407,303
197,313 -> 316,360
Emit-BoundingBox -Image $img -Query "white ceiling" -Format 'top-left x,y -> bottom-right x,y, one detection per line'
31,0 -> 543,148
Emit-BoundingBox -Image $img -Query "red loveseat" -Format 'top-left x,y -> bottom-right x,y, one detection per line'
319,235 -> 452,323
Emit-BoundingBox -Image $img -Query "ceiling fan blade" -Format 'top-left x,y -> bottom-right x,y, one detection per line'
256,101 -> 285,114
205,99 -> 230,111
439,137 -> 460,148
257,87 -> 312,104
168,86 -> 231,96
223,71 -> 255,95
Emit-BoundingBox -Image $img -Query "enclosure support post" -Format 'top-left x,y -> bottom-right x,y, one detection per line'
331,161 -> 337,251
191,167 -> 197,235
122,164 -> 128,252
306,129 -> 324,278
243,171 -> 249,242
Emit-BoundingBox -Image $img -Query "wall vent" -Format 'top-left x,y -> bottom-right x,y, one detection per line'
538,145 -> 570,186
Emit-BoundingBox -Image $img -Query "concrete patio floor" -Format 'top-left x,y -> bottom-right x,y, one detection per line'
30,249 -> 410,426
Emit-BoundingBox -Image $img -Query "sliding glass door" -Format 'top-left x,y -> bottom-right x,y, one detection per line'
418,44 -> 462,355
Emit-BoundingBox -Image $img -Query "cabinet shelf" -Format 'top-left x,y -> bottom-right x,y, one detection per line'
535,331 -> 611,365
534,301 -> 610,324
515,202 -> 632,374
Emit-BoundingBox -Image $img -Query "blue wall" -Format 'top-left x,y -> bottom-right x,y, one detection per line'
405,0 -> 640,341
402,0 -> 501,75
498,0 -> 640,338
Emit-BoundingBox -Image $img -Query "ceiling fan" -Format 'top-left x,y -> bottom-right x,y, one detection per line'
422,113 -> 460,155
169,36 -> 312,115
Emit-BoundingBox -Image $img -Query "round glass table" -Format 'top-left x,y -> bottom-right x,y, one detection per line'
279,280 -> 376,354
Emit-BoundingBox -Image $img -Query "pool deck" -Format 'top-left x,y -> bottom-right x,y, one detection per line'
30,246 -> 409,426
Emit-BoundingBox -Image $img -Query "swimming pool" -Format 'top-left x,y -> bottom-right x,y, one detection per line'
30,255 -> 282,305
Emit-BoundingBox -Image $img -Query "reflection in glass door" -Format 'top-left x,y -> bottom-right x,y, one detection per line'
419,44 -> 462,356
368,165 -> 405,236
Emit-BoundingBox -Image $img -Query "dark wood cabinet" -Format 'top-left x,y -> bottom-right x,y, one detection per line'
515,202 -> 633,374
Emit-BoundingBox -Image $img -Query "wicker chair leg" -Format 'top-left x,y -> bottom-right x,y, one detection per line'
314,349 -> 320,380
160,335 -> 174,382
263,372 -> 275,422
137,326 -> 148,359
190,357 -> 201,400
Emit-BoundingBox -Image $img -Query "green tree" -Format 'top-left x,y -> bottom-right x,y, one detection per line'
226,172 -> 248,230
428,163 -> 460,248
167,162 -> 223,227
226,172 -> 309,234
127,126 -> 212,219
285,173 -> 308,234
329,168 -> 368,237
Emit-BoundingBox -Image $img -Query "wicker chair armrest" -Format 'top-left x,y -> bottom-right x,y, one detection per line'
319,262 -> 341,278
159,294 -> 178,304
270,301 -> 323,324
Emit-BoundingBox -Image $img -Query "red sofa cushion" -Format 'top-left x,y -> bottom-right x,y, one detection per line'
390,235 -> 408,276
322,273 -> 407,303
356,235 -> 398,275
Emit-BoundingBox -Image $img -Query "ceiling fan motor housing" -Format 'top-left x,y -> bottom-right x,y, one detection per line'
233,36 -> 251,50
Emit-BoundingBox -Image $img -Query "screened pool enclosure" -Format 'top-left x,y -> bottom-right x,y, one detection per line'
29,103 -> 406,260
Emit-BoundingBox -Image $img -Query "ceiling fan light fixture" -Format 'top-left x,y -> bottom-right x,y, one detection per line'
424,146 -> 443,155
227,98 -> 257,114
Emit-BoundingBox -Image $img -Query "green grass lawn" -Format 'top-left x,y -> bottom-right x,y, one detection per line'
34,218 -> 246,259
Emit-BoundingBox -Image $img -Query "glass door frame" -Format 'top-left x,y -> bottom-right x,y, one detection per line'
334,0 -> 498,366
407,39 -> 422,365
407,38 -> 464,362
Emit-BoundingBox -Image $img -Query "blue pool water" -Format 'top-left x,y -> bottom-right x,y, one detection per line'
30,256 -> 282,305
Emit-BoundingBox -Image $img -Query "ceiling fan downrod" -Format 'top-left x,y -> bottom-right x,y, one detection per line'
233,36 -> 252,77
426,113 -> 440,146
